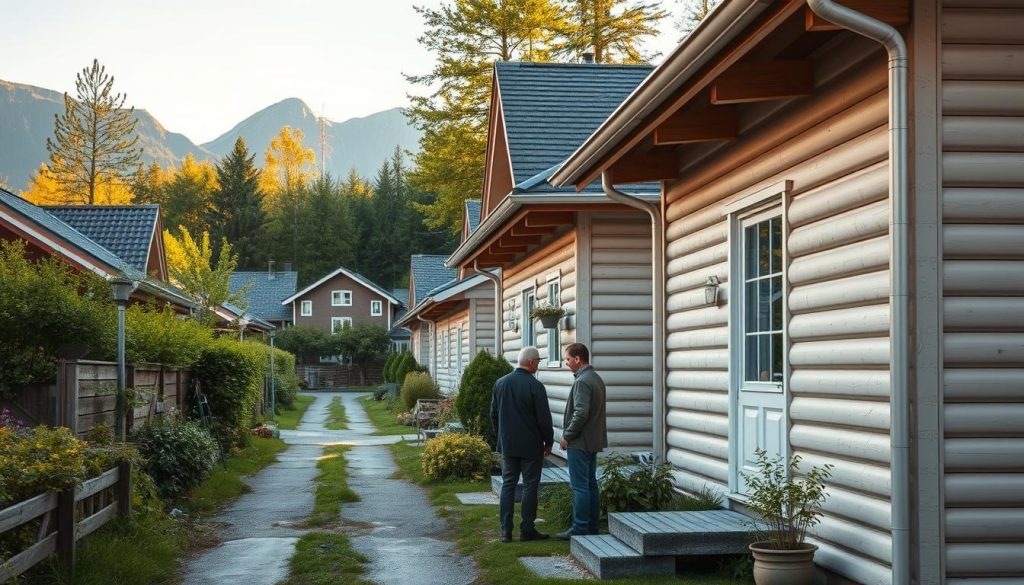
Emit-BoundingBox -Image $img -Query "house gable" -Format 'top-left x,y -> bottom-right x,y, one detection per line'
481,75 -> 515,220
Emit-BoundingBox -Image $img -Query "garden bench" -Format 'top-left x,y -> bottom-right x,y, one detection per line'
413,399 -> 441,442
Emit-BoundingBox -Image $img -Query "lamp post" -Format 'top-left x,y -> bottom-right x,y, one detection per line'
111,277 -> 137,441
269,328 -> 277,422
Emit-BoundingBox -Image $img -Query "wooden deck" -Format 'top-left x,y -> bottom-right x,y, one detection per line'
609,510 -> 753,556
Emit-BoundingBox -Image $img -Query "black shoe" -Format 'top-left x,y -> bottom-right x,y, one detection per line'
520,531 -> 550,542
500,533 -> 513,543
555,529 -> 582,541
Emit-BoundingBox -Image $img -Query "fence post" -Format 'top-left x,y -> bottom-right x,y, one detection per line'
117,460 -> 132,518
57,489 -> 76,575
64,361 -> 79,435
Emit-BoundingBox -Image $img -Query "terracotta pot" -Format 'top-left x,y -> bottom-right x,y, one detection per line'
749,542 -> 818,585
539,314 -> 562,329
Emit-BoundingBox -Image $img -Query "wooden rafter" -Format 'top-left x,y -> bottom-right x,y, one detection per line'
489,243 -> 528,254
711,59 -> 814,104
525,212 -> 574,227
654,106 -> 738,145
607,149 -> 678,184
805,1 -> 909,31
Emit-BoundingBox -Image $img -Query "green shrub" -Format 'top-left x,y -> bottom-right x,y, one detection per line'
121,304 -> 213,366
0,424 -> 87,506
421,433 -> 492,481
539,484 -> 574,530
272,347 -> 299,408
599,453 -> 677,515
133,415 -> 218,498
400,371 -> 440,410
275,325 -> 331,359
383,353 -> 397,383
393,352 -> 417,388
193,339 -> 266,449
454,350 -> 512,446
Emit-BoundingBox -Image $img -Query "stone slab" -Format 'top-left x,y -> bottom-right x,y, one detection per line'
520,555 -> 593,579
571,534 -> 675,580
456,491 -> 500,505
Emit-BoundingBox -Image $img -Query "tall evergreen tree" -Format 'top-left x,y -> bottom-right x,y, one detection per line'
295,174 -> 357,286
557,0 -> 667,63
209,137 -> 267,270
260,127 -> 316,268
365,151 -> 409,289
162,154 -> 218,237
45,59 -> 142,205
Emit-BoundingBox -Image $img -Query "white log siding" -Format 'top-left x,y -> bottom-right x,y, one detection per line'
471,297 -> 497,357
662,44 -> 893,584
942,4 -> 1024,581
433,308 -> 469,395
502,230 -> 578,441
585,213 -> 654,451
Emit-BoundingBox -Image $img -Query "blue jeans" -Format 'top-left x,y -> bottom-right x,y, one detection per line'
567,448 -> 600,534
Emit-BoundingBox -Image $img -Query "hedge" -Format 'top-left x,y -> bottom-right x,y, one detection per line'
192,339 -> 267,449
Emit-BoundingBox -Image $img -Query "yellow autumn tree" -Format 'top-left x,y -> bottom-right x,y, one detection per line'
259,126 -> 316,202
164,226 -> 249,322
162,154 -> 219,236
22,162 -> 134,205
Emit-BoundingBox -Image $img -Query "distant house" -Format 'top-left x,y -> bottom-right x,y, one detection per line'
404,255 -> 456,366
229,268 -> 299,329
280,266 -> 403,339
389,288 -> 411,353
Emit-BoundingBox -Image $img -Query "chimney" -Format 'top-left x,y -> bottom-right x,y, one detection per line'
267,260 -> 276,280
582,52 -> 595,64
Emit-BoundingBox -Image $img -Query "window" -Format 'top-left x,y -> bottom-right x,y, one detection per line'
546,279 -> 561,366
370,300 -> 383,316
300,300 -> 312,316
331,316 -> 352,334
741,214 -> 784,387
331,290 -> 352,306
521,289 -> 536,348
392,340 -> 410,353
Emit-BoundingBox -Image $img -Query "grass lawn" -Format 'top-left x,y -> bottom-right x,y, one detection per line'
325,396 -> 348,430
277,393 -> 316,430
388,441 -> 749,585
306,445 -> 360,526
359,395 -> 415,436
185,436 -> 288,516
280,532 -> 372,585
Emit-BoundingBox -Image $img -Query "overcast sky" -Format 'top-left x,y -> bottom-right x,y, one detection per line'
1,1 -> 681,144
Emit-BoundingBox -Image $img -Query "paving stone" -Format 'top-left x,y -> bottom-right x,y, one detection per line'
456,491 -> 500,505
520,555 -> 593,579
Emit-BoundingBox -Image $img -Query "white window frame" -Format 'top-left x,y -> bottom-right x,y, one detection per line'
545,273 -> 561,367
370,299 -> 383,316
300,300 -> 312,316
331,290 -> 353,306
735,207 -> 785,393
331,316 -> 352,334
521,287 -> 536,350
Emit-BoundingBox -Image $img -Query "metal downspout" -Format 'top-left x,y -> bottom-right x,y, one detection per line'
472,260 -> 503,357
602,173 -> 667,463
805,2 -> 910,583
416,314 -> 436,379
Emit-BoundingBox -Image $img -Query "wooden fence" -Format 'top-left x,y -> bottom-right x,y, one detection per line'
297,361 -> 384,388
0,361 -> 192,437
0,462 -> 132,582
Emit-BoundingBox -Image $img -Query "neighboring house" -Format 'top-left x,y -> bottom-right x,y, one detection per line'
444,61 -> 659,456
229,269 -> 299,329
214,302 -> 275,337
281,266 -> 403,340
406,255 -> 457,366
0,189 -> 195,312
44,204 -> 168,280
389,288 -> 411,353
549,1 -> 1020,583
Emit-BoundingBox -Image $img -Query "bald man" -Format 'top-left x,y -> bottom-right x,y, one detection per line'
490,346 -> 554,543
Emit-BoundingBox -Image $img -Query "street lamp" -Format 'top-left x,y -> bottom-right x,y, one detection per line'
111,276 -> 137,441
269,328 -> 277,422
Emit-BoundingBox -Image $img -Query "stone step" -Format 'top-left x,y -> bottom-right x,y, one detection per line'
609,510 -> 753,556
490,464 -> 638,501
571,534 -> 675,580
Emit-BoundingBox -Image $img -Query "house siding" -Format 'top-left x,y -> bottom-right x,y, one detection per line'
942,4 -> 1024,581
663,49 -> 892,584
472,297 -> 497,357
433,307 -> 470,394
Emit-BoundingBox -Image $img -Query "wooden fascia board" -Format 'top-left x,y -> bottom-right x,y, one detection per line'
804,1 -> 909,31
572,0 -> 806,190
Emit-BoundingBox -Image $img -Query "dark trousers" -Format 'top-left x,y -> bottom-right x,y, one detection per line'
499,454 -> 544,535
567,448 -> 600,534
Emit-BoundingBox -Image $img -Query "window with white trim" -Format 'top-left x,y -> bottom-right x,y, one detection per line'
370,300 -> 383,316
331,290 -> 352,306
521,289 -> 536,349
331,316 -> 352,334
546,278 -> 561,366
740,212 -> 784,387
300,300 -> 312,316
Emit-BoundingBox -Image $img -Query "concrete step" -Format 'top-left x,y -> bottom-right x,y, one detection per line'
490,467 -> 573,501
571,534 -> 675,580
609,510 -> 753,556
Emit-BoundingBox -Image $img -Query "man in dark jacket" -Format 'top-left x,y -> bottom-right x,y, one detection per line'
490,346 -> 554,542
557,342 -> 607,540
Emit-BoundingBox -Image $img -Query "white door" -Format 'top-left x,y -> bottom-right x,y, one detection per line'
732,210 -> 787,493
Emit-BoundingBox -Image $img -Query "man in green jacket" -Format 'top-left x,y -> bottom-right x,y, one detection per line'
556,343 -> 607,540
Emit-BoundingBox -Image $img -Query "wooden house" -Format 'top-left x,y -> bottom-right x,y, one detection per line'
551,0 -> 1023,582
280,266 -> 403,337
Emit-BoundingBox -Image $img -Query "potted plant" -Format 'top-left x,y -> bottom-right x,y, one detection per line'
530,303 -> 566,329
742,448 -> 833,585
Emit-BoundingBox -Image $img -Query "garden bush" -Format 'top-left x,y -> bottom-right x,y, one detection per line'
421,433 -> 493,481
454,350 -> 512,447
133,415 -> 218,498
383,352 -> 398,383
393,352 -> 417,388
599,453 -> 677,515
272,347 -> 299,409
0,420 -> 86,506
193,339 -> 266,450
539,484 -> 574,530
120,304 -> 214,366
400,371 -> 440,410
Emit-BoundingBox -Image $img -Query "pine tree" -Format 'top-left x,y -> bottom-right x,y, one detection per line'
295,174 -> 357,286
675,0 -> 719,34
365,152 -> 409,289
557,0 -> 667,63
45,59 -> 142,205
209,137 -> 267,270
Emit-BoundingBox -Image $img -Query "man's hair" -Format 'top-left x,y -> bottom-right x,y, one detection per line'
518,346 -> 540,366
564,343 -> 589,362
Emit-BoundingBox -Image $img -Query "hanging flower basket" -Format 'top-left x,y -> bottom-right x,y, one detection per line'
530,304 -> 566,329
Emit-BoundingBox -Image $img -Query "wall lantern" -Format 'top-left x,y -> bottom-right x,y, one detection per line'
704,275 -> 721,306
506,298 -> 519,332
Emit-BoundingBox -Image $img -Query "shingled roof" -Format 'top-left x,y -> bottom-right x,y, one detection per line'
410,255 -> 455,306
229,271 -> 298,323
44,205 -> 159,274
465,199 -> 482,235
495,61 -> 656,192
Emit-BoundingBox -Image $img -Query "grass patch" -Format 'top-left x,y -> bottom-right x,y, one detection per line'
359,395 -> 414,436
387,441 -> 748,585
280,532 -> 371,585
307,445 -> 360,526
325,397 -> 348,430
277,393 -> 316,430
185,436 -> 287,516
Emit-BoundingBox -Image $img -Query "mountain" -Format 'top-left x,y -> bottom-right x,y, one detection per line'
0,80 -> 421,193
201,98 -> 420,180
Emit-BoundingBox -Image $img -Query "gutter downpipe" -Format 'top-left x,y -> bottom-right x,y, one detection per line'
472,259 -> 503,357
805,2 -> 910,583
416,314 -> 436,379
602,173 -> 667,463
